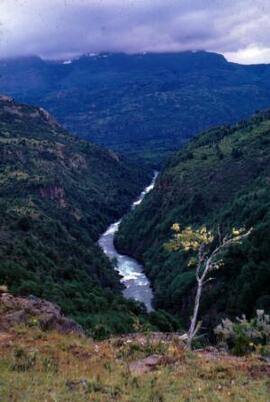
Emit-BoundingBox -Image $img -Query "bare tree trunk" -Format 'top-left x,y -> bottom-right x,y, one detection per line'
187,278 -> 203,349
183,227 -> 252,350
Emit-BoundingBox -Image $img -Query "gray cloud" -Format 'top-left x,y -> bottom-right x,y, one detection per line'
0,0 -> 270,63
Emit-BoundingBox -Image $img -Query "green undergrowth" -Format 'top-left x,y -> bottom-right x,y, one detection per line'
117,111 -> 270,328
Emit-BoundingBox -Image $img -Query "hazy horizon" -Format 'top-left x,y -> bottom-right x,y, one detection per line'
1,0 -> 269,65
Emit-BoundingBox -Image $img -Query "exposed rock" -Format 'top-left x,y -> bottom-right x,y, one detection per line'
108,149 -> 120,162
65,379 -> 89,392
129,354 -> 166,375
248,364 -> 270,379
3,310 -> 27,326
0,285 -> 8,294
0,292 -> 84,335
39,185 -> 67,207
69,153 -> 87,169
0,332 -> 13,345
0,95 -> 13,103
39,107 -> 60,128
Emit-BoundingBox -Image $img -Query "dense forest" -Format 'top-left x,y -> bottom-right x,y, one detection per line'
0,95 -> 157,338
116,111 -> 270,329
2,52 -> 270,164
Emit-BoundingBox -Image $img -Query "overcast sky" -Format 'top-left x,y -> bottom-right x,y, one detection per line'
0,0 -> 269,64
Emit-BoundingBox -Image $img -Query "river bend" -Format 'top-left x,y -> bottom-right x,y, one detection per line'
98,172 -> 158,312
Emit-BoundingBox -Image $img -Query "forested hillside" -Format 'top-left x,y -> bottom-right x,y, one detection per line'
2,52 -> 270,163
0,95 -> 152,337
116,111 -> 270,328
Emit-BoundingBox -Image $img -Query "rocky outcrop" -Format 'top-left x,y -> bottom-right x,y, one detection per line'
39,107 -> 60,128
0,95 -> 14,103
39,185 -> 67,207
129,354 -> 167,375
0,291 -> 84,335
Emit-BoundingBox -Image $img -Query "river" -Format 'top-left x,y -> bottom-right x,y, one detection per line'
98,172 -> 158,312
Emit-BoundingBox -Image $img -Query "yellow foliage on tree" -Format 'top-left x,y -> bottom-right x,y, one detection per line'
165,223 -> 252,349
166,224 -> 214,252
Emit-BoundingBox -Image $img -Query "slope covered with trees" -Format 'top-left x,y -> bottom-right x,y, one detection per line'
116,111 -> 270,328
2,52 -> 270,163
0,95 -> 152,337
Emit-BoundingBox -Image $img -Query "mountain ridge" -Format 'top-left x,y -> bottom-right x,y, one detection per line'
2,51 -> 270,163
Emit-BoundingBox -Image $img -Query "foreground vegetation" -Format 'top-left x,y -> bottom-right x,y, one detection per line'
0,323 -> 269,401
0,95 -> 154,336
117,110 -> 270,329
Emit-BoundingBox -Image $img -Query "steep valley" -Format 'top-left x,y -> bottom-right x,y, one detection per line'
116,111 -> 270,329
2,3 -> 270,400
0,95 -> 155,337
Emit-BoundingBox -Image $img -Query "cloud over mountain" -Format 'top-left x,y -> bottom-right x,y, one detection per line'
1,0 -> 269,63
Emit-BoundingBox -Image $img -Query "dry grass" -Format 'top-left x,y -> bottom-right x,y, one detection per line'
0,326 -> 269,401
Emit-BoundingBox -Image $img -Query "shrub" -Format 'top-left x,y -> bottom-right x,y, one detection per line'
214,310 -> 270,356
231,147 -> 243,159
10,347 -> 36,371
42,355 -> 59,373
17,216 -> 31,231
91,323 -> 111,340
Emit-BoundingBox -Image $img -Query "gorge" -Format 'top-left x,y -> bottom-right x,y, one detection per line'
98,172 -> 158,312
